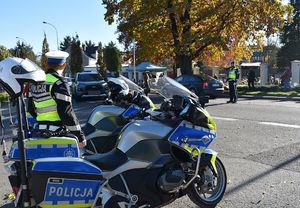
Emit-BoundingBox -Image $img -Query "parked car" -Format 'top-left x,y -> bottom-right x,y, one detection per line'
175,74 -> 224,98
65,77 -> 74,87
73,71 -> 109,100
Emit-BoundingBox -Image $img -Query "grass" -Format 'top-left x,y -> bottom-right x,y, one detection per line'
238,90 -> 300,97
235,85 -> 300,97
0,92 -> 9,102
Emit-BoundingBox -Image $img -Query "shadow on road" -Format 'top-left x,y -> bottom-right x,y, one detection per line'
0,203 -> 14,208
225,153 -> 300,196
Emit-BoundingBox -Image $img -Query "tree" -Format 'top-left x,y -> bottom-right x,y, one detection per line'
0,45 -> 11,61
41,33 -> 50,70
277,0 -> 300,68
69,35 -> 83,74
104,42 -> 121,74
96,42 -> 106,77
10,41 -> 36,61
103,0 -> 291,74
84,40 -> 96,48
60,36 -> 72,51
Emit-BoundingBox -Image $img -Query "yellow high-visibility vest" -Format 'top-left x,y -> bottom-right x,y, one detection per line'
32,74 -> 61,122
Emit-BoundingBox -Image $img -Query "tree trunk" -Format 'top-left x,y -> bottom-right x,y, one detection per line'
176,54 -> 193,75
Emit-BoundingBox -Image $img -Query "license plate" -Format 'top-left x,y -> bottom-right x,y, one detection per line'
212,84 -> 220,87
88,91 -> 100,95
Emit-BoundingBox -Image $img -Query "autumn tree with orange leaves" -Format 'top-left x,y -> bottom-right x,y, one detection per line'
102,0 -> 292,74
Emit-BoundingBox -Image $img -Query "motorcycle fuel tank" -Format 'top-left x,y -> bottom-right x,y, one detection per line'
117,120 -> 173,153
87,105 -> 125,126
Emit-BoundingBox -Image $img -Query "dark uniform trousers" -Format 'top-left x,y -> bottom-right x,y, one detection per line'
229,80 -> 237,102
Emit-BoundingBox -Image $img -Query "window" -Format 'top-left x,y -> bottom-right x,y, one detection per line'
77,74 -> 103,82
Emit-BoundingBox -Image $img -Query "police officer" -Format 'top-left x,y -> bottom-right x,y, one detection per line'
226,61 -> 240,103
28,51 -> 86,148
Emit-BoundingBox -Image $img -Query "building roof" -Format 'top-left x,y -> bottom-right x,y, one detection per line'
127,62 -> 167,72
240,62 -> 261,67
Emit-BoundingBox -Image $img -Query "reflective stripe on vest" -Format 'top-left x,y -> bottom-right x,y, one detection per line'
33,74 -> 61,122
228,69 -> 236,80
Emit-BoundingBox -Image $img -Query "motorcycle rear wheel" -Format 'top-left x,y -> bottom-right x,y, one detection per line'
187,157 -> 227,208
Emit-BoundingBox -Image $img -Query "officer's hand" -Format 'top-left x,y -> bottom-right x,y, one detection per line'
79,139 -> 87,149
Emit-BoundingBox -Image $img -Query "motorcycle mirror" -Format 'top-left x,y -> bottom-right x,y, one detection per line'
199,96 -> 209,108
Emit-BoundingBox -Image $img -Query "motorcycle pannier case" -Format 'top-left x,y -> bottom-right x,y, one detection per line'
30,157 -> 103,208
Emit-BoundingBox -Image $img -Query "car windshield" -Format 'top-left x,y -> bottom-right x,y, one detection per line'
77,73 -> 102,82
149,76 -> 198,100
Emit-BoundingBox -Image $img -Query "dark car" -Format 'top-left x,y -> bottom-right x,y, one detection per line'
73,71 -> 109,100
175,74 -> 224,98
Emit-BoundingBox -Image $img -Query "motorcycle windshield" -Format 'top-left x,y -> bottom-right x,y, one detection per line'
149,76 -> 198,100
119,75 -> 144,93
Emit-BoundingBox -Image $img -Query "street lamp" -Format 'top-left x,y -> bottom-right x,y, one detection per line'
43,21 -> 59,50
133,39 -> 136,83
15,36 -> 27,44
15,37 -> 27,58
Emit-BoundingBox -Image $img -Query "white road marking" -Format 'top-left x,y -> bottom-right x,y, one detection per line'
213,116 -> 238,121
259,122 -> 300,129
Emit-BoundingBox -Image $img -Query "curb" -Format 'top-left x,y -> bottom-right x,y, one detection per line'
221,94 -> 300,101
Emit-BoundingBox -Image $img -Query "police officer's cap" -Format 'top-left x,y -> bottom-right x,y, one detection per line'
46,51 -> 69,64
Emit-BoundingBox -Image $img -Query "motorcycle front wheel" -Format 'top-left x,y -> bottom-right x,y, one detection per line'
187,157 -> 227,208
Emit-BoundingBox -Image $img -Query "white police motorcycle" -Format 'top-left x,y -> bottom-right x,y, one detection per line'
83,75 -> 156,154
1,57 -> 226,208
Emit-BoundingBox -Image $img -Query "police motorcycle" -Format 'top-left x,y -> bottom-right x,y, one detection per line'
83,75 -> 156,154
0,57 -> 82,207
1,57 -> 227,208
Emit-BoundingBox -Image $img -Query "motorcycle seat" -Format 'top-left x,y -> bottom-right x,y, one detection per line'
84,148 -> 128,171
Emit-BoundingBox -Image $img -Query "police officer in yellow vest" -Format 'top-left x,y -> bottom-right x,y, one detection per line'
226,61 -> 240,103
28,51 -> 86,148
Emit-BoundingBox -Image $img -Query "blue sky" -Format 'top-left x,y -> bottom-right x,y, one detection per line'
0,0 -> 119,53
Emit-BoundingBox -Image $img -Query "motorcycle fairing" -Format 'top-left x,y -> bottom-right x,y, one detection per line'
168,121 -> 217,152
87,105 -> 125,126
9,137 -> 79,160
117,120 -> 173,153
121,104 -> 141,119
200,149 -> 218,176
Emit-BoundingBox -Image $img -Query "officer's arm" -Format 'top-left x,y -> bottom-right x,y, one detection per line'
51,81 -> 85,143
236,69 -> 240,79
27,92 -> 37,118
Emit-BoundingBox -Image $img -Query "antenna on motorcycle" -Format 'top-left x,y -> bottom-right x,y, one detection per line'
7,96 -> 14,125
15,94 -> 31,206
0,101 -> 7,162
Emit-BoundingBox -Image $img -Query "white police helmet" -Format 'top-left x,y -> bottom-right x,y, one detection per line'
0,57 -> 46,98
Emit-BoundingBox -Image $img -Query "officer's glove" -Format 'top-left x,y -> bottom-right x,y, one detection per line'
79,139 -> 87,149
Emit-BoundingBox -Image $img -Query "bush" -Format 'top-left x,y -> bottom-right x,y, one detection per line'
294,86 -> 300,93
0,92 -> 9,102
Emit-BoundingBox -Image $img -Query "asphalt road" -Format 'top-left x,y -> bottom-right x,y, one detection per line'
1,96 -> 300,207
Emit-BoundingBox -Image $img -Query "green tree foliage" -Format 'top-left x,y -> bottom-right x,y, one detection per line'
10,41 -> 36,61
277,0 -> 300,68
0,45 -> 11,61
41,33 -> 50,70
104,42 -> 121,73
103,0 -> 291,74
69,35 -> 83,74
96,42 -> 106,77
84,40 -> 96,48
60,36 -> 72,51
